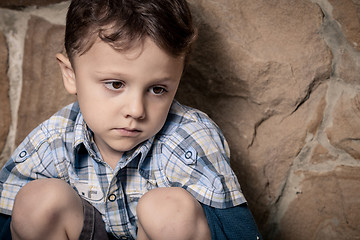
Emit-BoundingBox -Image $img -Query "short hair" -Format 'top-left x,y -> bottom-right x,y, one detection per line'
65,0 -> 197,61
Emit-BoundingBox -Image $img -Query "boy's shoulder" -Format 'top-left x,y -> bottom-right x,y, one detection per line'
8,102 -> 81,167
41,102 -> 81,133
158,100 -> 222,140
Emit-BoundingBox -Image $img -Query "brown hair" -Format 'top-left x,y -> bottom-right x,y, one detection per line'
65,0 -> 197,61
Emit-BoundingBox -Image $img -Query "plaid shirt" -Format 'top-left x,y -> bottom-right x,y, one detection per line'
0,100 -> 246,239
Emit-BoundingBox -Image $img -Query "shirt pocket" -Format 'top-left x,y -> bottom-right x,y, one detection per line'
72,181 -> 104,202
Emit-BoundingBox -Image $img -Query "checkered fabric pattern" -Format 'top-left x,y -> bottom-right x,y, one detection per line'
0,100 -> 246,239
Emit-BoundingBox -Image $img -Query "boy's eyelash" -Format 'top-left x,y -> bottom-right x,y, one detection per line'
103,80 -> 125,90
102,81 -> 168,95
150,86 -> 168,95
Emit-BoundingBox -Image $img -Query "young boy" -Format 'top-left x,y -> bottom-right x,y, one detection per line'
0,0 -> 262,239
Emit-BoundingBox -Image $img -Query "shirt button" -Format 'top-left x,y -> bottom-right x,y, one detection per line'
19,151 -> 27,158
108,194 -> 116,202
185,151 -> 192,159
146,181 -> 153,190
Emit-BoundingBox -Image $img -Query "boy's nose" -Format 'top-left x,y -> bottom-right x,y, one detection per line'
125,94 -> 146,120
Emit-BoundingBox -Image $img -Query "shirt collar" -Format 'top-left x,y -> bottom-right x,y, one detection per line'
117,136 -> 155,170
72,110 -> 155,170
73,112 -> 92,152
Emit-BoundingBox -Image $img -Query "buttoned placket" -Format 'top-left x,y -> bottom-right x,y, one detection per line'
105,173 -> 136,239
104,152 -> 149,240
78,141 -> 135,239
80,128 -> 154,239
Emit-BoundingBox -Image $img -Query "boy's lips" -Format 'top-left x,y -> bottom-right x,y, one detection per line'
112,127 -> 142,137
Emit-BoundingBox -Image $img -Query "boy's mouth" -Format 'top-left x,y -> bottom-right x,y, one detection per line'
113,128 -> 142,137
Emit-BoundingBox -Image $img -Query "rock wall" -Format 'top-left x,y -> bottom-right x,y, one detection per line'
0,0 -> 359,239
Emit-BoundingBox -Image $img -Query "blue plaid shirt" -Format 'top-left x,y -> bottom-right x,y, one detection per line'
0,100 -> 246,239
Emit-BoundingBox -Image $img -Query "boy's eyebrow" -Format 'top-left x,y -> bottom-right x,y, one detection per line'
150,77 -> 176,83
94,71 -> 177,83
94,70 -> 128,78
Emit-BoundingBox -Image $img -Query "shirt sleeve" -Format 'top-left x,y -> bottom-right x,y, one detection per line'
156,120 -> 247,209
0,124 -> 60,215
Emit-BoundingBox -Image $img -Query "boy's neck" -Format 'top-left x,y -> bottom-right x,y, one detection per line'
103,156 -> 121,170
93,136 -> 123,170
97,151 -> 121,170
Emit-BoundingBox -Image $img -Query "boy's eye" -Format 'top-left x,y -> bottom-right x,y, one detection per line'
104,81 -> 124,90
150,86 -> 167,95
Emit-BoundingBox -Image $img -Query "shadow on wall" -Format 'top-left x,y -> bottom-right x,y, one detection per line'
176,1 -> 265,230
177,21 -> 249,111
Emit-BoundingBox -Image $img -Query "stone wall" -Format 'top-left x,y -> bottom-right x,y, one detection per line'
0,0 -> 359,239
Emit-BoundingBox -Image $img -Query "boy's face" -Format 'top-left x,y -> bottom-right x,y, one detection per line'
58,38 -> 184,163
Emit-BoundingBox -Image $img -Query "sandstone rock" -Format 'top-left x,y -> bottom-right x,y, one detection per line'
326,92 -> 360,159
337,48 -> 360,85
246,84 -> 327,227
0,0 -> 66,9
277,166 -> 360,239
310,144 -> 337,164
178,0 -> 332,229
0,31 -> 11,154
329,0 -> 360,51
182,0 -> 331,113
16,16 -> 76,145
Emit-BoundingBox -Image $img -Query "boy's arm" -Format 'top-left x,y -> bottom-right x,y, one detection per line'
201,203 -> 262,240
157,104 -> 261,238
161,133 -> 262,239
0,125 -> 61,215
159,121 -> 246,208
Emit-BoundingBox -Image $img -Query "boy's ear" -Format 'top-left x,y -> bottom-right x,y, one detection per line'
56,53 -> 77,95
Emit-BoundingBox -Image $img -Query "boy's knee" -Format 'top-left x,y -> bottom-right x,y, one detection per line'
11,179 -> 83,240
137,187 -> 210,240
13,179 -> 75,218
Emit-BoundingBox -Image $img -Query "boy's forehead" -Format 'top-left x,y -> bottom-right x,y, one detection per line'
71,37 -> 185,80
73,37 -> 185,64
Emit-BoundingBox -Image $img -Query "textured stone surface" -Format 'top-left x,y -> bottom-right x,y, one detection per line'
0,0 -> 66,9
326,92 -> 360,159
277,166 -> 360,239
310,143 -> 337,164
329,0 -> 360,51
0,31 -> 11,153
247,83 -> 328,227
16,16 -> 76,145
179,0 -> 332,230
338,49 -> 360,84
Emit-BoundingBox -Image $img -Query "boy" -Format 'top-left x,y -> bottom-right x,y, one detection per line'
0,0 -> 262,239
